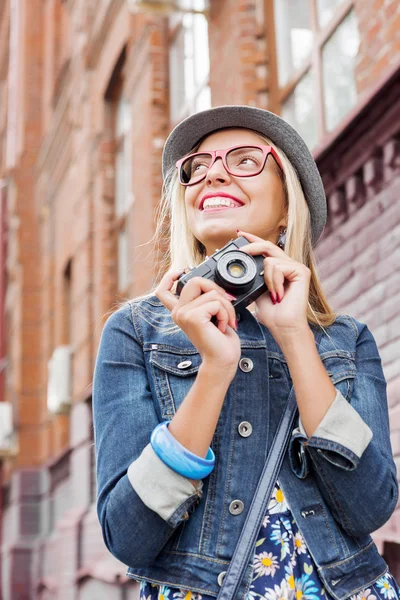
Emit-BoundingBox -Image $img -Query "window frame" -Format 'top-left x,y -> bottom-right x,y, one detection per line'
168,10 -> 211,125
104,49 -> 133,298
265,0 -> 355,144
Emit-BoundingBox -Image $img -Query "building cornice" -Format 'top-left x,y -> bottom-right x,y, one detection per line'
314,63 -> 400,239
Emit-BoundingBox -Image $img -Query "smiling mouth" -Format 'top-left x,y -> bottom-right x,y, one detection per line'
202,205 -> 244,213
200,197 -> 245,211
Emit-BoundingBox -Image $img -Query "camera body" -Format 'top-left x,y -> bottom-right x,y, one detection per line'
176,236 -> 268,313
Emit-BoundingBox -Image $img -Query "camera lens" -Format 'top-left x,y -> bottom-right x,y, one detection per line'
227,261 -> 246,278
215,251 -> 257,290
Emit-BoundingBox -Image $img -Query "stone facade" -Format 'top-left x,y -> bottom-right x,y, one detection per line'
0,0 -> 399,598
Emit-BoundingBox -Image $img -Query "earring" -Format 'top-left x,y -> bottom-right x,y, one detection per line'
277,228 -> 287,250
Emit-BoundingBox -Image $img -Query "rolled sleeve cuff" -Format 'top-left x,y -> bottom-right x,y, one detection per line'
127,443 -> 203,527
298,389 -> 373,458
290,390 -> 373,475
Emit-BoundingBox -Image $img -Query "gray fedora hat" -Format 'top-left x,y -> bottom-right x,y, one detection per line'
162,105 -> 327,247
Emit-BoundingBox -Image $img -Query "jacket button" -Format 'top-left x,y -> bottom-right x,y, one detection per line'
239,357 -> 253,372
217,571 -> 227,586
238,421 -> 252,437
229,499 -> 244,515
177,360 -> 192,369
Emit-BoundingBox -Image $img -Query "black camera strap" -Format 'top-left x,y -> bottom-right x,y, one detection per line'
217,327 -> 323,600
216,387 -> 297,600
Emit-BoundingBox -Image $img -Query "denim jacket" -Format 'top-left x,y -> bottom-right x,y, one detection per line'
92,296 -> 398,600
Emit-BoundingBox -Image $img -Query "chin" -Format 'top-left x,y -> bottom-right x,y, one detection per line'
200,222 -> 239,235
192,220 -> 242,249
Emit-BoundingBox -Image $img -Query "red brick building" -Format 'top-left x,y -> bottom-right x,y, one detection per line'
0,0 -> 399,598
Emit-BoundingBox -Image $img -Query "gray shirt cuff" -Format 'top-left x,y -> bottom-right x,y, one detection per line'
298,389 -> 373,459
127,443 -> 203,523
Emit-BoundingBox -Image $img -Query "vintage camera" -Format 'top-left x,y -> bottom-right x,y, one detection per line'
176,236 -> 268,314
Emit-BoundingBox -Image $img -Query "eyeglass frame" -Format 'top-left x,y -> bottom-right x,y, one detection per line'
175,144 -> 284,186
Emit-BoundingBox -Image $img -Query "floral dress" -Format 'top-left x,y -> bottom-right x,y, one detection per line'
138,483 -> 400,600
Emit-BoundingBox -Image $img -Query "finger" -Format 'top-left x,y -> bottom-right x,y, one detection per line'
263,260 -> 285,303
236,229 -> 265,244
267,260 -> 310,302
274,267 -> 286,303
179,276 -> 237,306
269,261 -> 309,283
207,301 -> 230,334
154,268 -> 187,311
183,300 -> 230,334
239,240 -> 287,259
181,289 -> 237,330
263,260 -> 276,304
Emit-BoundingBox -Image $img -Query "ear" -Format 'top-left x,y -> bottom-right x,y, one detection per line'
278,221 -> 287,232
277,209 -> 288,230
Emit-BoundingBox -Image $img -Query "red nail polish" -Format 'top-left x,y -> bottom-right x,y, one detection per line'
226,293 -> 237,300
277,293 -> 283,303
270,292 -> 277,304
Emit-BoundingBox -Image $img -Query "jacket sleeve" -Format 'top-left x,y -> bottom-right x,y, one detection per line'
92,302 -> 203,568
289,319 -> 399,538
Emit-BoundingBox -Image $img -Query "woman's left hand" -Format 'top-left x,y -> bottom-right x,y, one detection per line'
238,229 -> 311,338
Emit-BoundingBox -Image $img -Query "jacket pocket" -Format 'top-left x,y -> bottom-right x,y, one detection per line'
320,351 -> 357,402
268,353 -> 291,388
148,345 -> 202,419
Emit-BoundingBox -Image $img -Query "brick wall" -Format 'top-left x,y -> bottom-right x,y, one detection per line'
355,0 -> 400,94
313,71 -> 400,549
209,0 -> 269,108
3,0 -> 45,476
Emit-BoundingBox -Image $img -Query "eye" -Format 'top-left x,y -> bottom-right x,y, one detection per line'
233,154 -> 261,170
191,160 -> 208,173
239,155 -> 259,165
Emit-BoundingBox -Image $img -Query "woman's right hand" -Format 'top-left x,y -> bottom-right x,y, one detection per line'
154,268 -> 241,374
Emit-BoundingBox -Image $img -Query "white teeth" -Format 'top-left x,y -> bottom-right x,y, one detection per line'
202,198 -> 241,210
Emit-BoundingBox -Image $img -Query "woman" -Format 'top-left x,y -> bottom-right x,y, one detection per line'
92,105 -> 399,600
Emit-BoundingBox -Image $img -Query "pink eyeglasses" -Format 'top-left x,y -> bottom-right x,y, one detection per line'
176,144 -> 284,186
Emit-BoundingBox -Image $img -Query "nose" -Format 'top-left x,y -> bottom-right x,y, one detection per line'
206,156 -> 231,185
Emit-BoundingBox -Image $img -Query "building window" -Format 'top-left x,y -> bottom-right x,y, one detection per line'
317,0 -> 345,27
169,0 -> 211,123
115,98 -> 132,219
273,0 -> 313,88
48,450 -> 71,534
322,10 -> 359,132
115,96 -> 132,293
270,0 -> 360,148
281,69 -> 318,150
105,49 -> 133,295
117,222 -> 129,292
